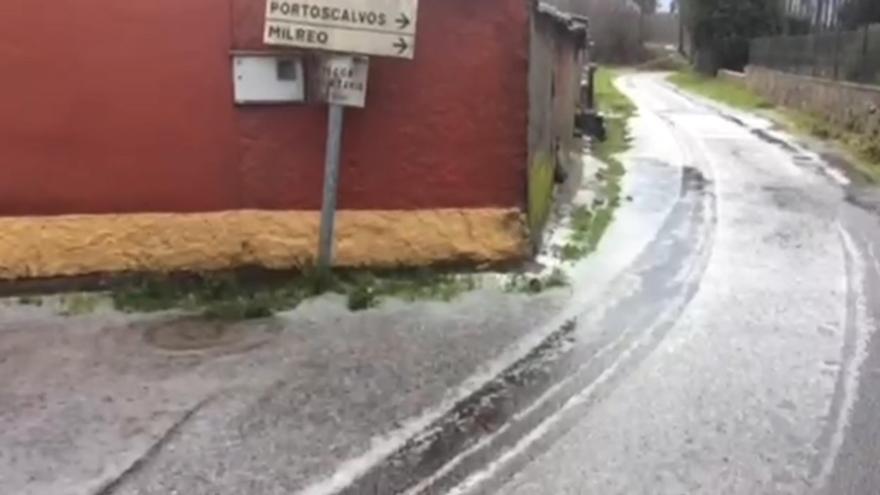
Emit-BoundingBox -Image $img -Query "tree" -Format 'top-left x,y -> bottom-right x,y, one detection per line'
636,0 -> 659,14
838,0 -> 880,29
682,0 -> 784,73
568,0 -> 650,63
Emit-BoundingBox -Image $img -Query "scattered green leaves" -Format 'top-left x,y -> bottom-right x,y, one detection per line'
563,67 -> 636,263
341,269 -> 480,310
109,268 -> 482,320
60,293 -> 102,316
111,272 -> 317,320
17,295 -> 43,307
595,68 -> 634,189
561,205 -> 616,262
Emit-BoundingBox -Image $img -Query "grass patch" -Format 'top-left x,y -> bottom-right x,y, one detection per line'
111,272 -> 316,320
17,295 -> 44,307
338,269 -> 479,311
668,70 -> 773,110
595,69 -> 636,135
636,53 -> 690,72
777,108 -> 880,181
594,68 -> 634,186
668,70 -> 880,181
561,205 -> 616,261
61,293 -> 103,316
560,206 -> 594,261
110,269 -> 481,320
561,68 -> 636,262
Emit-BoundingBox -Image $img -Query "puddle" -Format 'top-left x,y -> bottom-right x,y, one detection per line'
751,128 -> 801,152
681,166 -> 710,193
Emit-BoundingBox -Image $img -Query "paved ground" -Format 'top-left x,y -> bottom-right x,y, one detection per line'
6,72 -> 880,495
446,73 -> 880,495
0,143 -> 674,494
0,291 -> 570,495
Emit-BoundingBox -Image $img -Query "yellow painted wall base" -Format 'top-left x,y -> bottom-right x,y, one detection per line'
0,209 -> 528,280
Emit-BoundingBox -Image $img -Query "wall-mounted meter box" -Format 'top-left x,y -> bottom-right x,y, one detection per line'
232,54 -> 305,104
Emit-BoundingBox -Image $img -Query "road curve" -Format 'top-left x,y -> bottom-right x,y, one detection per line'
459,73 -> 880,495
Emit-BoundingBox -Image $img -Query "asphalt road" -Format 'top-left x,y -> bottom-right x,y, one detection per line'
5,73 -> 880,495
450,73 -> 880,495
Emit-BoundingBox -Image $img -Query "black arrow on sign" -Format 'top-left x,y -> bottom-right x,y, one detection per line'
396,13 -> 411,30
393,37 -> 409,54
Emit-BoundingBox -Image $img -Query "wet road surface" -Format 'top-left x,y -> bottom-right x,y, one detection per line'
437,74 -> 880,494
5,73 -> 880,495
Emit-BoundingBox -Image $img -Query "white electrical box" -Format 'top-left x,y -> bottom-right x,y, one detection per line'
233,55 -> 305,104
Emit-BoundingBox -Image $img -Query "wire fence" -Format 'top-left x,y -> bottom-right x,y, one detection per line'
750,24 -> 880,85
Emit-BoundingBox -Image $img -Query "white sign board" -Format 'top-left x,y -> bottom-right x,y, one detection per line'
263,0 -> 419,59
320,55 -> 369,108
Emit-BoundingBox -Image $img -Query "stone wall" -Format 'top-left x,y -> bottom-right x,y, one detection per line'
744,66 -> 880,138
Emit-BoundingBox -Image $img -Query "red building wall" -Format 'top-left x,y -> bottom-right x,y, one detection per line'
0,0 -> 530,216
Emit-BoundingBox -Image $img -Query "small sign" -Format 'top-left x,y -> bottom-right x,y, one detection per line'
232,56 -> 305,104
263,0 -> 419,59
319,55 -> 369,108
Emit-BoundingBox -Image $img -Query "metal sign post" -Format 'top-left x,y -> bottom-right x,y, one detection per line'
262,0 -> 419,270
315,54 -> 369,269
318,103 -> 345,269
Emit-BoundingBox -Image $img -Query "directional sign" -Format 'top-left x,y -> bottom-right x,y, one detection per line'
263,0 -> 419,59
